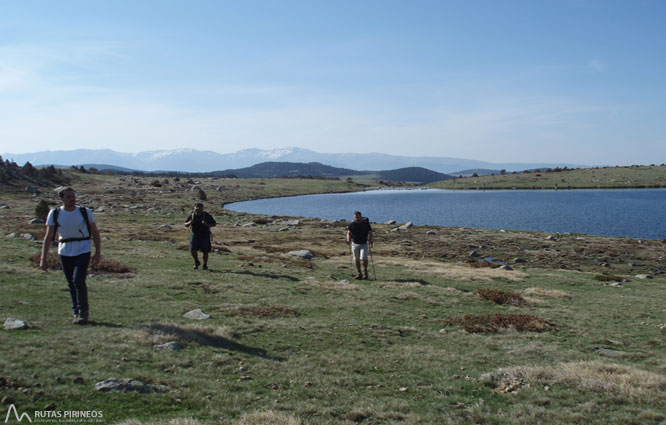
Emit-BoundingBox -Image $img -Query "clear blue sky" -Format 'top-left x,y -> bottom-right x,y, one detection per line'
1,0 -> 665,165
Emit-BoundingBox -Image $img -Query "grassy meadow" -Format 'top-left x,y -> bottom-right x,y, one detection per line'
429,165 -> 666,190
1,172 -> 665,425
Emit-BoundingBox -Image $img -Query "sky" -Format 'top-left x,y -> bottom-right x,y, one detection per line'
1,0 -> 665,165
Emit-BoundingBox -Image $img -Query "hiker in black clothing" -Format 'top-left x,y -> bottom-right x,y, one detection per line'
40,186 -> 101,324
346,211 -> 373,280
185,203 -> 216,270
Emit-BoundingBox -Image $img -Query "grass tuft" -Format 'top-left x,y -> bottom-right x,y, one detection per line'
443,314 -> 557,333
474,288 -> 526,306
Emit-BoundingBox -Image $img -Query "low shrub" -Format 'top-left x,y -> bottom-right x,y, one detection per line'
442,314 -> 557,333
474,288 -> 526,306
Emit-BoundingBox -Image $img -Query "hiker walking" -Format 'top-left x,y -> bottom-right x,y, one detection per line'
40,187 -> 101,324
185,203 -> 216,270
346,211 -> 373,280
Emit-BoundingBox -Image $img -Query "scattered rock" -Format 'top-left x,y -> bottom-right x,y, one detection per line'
439,329 -> 447,335
95,378 -> 171,394
278,227 -> 290,232
29,218 -> 45,224
398,222 -> 413,230
0,205 -> 9,209
44,403 -> 57,411
154,341 -> 182,351
512,258 -> 526,264
426,230 -> 437,236
468,250 -> 480,258
158,224 -> 172,230
498,265 -> 513,271
3,318 -> 27,330
285,219 -> 301,226
634,274 -> 653,280
545,235 -> 555,240
339,279 -> 350,284
21,233 -> 36,241
183,309 -> 211,320
6,233 -> 18,238
609,282 -> 624,288
385,220 -> 396,225
596,348 -> 631,358
288,250 -> 315,259
242,222 -> 256,227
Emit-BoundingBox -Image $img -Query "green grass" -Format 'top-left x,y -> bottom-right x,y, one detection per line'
1,172 -> 665,424
429,165 -> 666,190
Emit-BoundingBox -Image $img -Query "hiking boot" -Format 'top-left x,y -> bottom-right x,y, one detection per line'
193,260 -> 200,269
202,264 -> 208,271
355,273 -> 363,280
72,314 -> 83,324
364,271 -> 369,280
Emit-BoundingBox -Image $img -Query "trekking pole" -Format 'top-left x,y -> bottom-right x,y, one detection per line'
369,243 -> 377,281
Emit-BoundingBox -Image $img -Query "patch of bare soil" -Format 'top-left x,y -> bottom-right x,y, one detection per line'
30,252 -> 136,276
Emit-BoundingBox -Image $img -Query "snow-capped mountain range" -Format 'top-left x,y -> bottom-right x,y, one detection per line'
1,147 -> 585,174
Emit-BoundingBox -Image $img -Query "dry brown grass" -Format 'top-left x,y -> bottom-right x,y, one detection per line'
228,303 -> 300,318
29,252 -> 136,274
474,288 -> 526,306
522,287 -> 572,299
237,411 -> 301,425
377,258 -> 527,282
443,314 -> 558,333
481,361 -> 666,403
119,323 -> 237,346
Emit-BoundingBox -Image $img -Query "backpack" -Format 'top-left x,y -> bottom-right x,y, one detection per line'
51,206 -> 91,243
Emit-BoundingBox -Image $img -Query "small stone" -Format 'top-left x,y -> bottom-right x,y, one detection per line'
29,218 -> 45,224
339,279 -> 350,284
154,341 -> 183,351
183,309 -> 210,320
287,250 -> 315,259
634,274 -> 653,279
384,220 -> 396,225
439,329 -> 447,335
73,377 -> 85,384
278,227 -> 290,232
3,318 -> 27,330
399,387 -> 408,392
44,403 -> 56,411
512,258 -> 526,264
95,378 -> 171,393
498,265 -> 513,271
398,222 -> 413,230
468,250 -> 480,258
426,230 -> 437,236
21,233 -> 36,241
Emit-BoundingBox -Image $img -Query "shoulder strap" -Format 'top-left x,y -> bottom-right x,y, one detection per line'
79,206 -> 91,237
51,207 -> 60,242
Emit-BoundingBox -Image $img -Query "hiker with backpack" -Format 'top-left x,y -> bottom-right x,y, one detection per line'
40,186 -> 101,324
346,211 -> 374,280
185,203 -> 216,270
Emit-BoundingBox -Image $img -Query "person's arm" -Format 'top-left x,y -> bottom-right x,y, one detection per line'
346,229 -> 352,244
89,221 -> 102,266
185,213 -> 194,227
40,225 -> 56,271
204,213 -> 216,228
368,229 -> 374,245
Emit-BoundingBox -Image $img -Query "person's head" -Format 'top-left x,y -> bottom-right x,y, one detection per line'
353,211 -> 362,222
58,187 -> 76,209
194,203 -> 204,214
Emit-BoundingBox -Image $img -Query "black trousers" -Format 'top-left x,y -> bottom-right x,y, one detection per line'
60,252 -> 91,316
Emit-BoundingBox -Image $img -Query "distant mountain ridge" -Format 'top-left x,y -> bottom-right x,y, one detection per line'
2,147 -> 586,174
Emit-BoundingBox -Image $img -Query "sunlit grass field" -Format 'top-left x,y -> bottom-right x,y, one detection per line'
1,173 -> 665,424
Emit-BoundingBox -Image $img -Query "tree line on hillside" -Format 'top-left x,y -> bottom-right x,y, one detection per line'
0,156 -> 70,186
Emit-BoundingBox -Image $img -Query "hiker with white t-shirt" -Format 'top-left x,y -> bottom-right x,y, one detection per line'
40,187 -> 101,324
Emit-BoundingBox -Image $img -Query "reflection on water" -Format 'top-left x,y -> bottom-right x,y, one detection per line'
227,188 -> 666,240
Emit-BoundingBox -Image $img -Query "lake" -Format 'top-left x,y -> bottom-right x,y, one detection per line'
226,188 -> 666,240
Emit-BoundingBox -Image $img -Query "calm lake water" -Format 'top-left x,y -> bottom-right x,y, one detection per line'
227,189 -> 666,240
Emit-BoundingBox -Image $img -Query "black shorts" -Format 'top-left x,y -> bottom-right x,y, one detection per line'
189,234 -> 212,253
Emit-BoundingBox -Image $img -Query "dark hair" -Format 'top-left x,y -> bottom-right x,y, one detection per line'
195,203 -> 204,208
58,186 -> 75,198
354,211 -> 362,217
